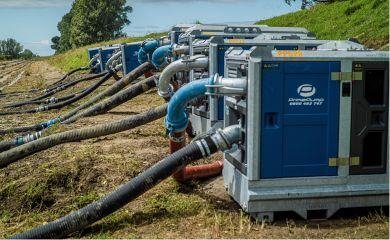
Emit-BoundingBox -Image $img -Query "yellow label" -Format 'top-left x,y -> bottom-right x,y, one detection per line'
276,50 -> 303,57
227,39 -> 246,44
202,31 -> 219,36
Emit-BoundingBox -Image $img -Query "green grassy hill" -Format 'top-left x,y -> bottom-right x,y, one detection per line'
257,0 -> 388,49
47,32 -> 167,72
49,0 -> 388,72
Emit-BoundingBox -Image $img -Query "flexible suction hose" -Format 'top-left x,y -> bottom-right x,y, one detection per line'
0,63 -> 153,135
63,74 -> 159,124
47,66 -> 89,88
0,140 -> 14,152
0,70 -> 115,115
12,125 -> 241,239
0,104 -> 167,168
6,71 -> 108,108
59,62 -> 155,122
0,75 -> 158,152
4,92 -> 76,108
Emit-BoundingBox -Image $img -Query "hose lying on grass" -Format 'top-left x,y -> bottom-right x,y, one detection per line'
4,92 -> 77,108
5,71 -> 108,108
63,74 -> 159,124
0,104 -> 167,168
12,125 -> 241,239
59,62 -> 155,121
0,62 -> 154,135
46,66 -> 89,88
45,70 -> 107,93
0,89 -> 41,97
0,75 -> 159,152
0,69 -> 116,116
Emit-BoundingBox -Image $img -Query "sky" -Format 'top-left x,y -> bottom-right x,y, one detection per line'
0,0 -> 301,56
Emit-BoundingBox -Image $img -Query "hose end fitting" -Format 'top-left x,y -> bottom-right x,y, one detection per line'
211,125 -> 242,152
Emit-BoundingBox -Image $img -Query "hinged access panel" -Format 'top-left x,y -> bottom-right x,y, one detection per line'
350,62 -> 389,174
260,61 -> 340,178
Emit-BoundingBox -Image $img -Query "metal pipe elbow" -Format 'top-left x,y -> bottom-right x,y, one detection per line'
105,51 -> 122,70
166,77 -> 212,134
137,39 -> 161,64
211,124 -> 242,151
158,56 -> 209,99
151,45 -> 173,69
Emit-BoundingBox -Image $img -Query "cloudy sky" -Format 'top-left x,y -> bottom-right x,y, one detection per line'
0,0 -> 301,56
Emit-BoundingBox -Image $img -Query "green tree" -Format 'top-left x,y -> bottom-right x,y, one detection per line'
52,0 -> 132,53
70,0 -> 132,48
51,36 -> 60,52
0,38 -> 23,59
58,12 -> 74,52
20,49 -> 37,59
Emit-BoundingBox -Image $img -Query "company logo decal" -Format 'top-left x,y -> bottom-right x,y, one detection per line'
288,84 -> 324,106
297,84 -> 316,97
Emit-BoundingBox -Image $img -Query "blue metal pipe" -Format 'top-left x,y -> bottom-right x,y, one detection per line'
137,40 -> 161,64
137,49 -> 149,64
152,45 -> 173,69
166,77 -> 213,134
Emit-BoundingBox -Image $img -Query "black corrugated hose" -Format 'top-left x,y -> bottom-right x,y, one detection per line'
11,126 -> 239,239
46,66 -> 89,88
0,104 -> 167,167
0,62 -> 153,135
5,71 -> 108,108
59,62 -> 155,121
0,140 -> 14,152
4,92 -> 76,108
0,74 -> 159,153
63,74 -> 159,124
0,70 -> 115,115
45,70 -> 107,93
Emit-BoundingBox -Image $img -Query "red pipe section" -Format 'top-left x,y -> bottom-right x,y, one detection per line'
173,160 -> 224,182
170,130 -> 223,182
144,71 -> 153,78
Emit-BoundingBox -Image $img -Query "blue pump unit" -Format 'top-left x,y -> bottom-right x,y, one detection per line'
222,43 -> 389,221
88,47 -> 101,73
121,42 -> 142,75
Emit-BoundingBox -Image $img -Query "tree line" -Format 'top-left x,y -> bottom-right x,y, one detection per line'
0,38 -> 37,60
50,0 -> 333,54
51,0 -> 132,54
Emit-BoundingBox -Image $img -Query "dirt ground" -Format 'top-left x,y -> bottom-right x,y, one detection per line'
0,60 -> 388,238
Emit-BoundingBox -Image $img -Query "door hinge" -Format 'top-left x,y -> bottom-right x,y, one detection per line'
329,157 -> 360,166
331,72 -> 363,81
